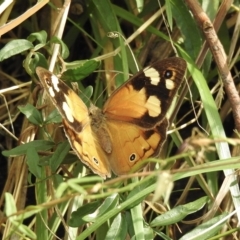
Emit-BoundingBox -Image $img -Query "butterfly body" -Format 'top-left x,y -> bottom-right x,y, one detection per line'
36,57 -> 186,178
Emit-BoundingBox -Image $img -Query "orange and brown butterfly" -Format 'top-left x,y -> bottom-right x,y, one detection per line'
36,57 -> 187,179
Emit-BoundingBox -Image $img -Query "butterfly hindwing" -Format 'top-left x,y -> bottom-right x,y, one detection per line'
63,119 -> 111,178
107,119 -> 169,175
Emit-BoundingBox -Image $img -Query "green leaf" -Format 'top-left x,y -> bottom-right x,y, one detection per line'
170,0 -> 202,59
52,174 -> 64,189
11,221 -> 37,239
56,177 -> 91,199
202,0 -> 219,21
126,177 -> 154,209
69,201 -> 102,227
4,193 -> 17,216
62,59 -> 100,81
83,193 -> 119,222
150,196 -> 208,227
0,39 -> 34,61
35,167 -> 48,239
38,155 -> 51,167
76,182 -> 157,240
137,1 -> 160,18
112,4 -> 168,41
179,213 -> 228,240
92,0 -> 119,32
16,205 -> 45,220
26,148 -> 42,178
24,52 -> 48,75
91,0 -> 129,84
4,195 -> 37,237
186,59 -> 230,158
165,0 -> 173,30
154,229 -> 174,240
105,213 -> 127,240
2,140 -> 55,157
27,30 -> 47,44
18,103 -> 43,125
49,141 -> 71,172
143,225 -> 155,240
44,109 -> 62,124
79,85 -> 93,107
49,36 -> 69,59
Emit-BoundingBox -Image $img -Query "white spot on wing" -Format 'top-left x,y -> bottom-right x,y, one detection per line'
51,75 -> 60,92
49,87 -> 55,97
145,95 -> 161,117
165,79 -> 175,90
62,102 -> 74,122
143,67 -> 160,85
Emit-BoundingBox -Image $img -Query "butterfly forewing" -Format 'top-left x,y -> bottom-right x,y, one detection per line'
103,57 -> 187,128
36,67 -> 90,131
36,67 -> 111,178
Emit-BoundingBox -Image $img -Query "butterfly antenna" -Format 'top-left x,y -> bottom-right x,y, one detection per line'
108,31 -> 140,72
157,0 -> 179,56
157,2 -> 208,135
186,78 -> 209,135
93,79 -> 108,107
93,71 -> 122,106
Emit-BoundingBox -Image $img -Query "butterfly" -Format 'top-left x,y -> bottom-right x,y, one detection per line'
36,57 -> 187,179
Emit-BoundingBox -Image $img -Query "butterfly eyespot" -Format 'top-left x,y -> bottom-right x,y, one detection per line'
129,153 -> 137,162
164,70 -> 173,79
93,157 -> 99,165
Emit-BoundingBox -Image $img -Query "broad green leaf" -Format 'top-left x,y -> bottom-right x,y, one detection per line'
4,193 -> 17,216
49,36 -> 69,59
143,225 -> 155,240
16,205 -> 45,221
83,193 -> 119,222
35,168 -> 48,239
150,196 -> 208,227
49,141 -> 71,172
79,85 -> 93,107
26,148 -> 42,178
44,108 -> 62,124
11,221 -> 37,239
179,213 -> 228,240
126,177 -> 154,209
154,229 -> 172,240
27,30 -> 47,44
55,176 -> 100,199
62,59 -> 100,81
18,103 -> 43,125
91,0 -> 129,84
202,0 -> 219,21
69,201 -> 102,227
24,52 -> 48,75
0,39 -> 34,61
105,213 -> 127,240
112,4 -> 168,41
2,140 -> 55,156
170,0 -> 202,60
76,182 -> 157,240
165,0 -> 173,30
137,1 -> 160,18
